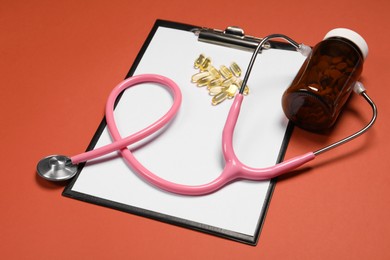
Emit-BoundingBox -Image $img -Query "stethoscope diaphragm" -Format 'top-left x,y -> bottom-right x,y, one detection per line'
37,155 -> 78,181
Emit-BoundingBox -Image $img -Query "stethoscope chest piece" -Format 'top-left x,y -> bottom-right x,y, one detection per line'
37,155 -> 78,181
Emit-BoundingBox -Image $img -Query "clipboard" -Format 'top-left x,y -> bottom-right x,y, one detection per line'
63,20 -> 306,245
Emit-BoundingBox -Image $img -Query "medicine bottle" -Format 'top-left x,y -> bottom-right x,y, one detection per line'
282,28 -> 369,131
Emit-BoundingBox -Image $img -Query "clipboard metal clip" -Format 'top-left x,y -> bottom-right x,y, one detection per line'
192,26 -> 271,51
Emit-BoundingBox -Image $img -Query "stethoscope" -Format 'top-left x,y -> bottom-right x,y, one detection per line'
37,34 -> 377,195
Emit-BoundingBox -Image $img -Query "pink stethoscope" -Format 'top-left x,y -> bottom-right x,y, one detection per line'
37,35 -> 377,195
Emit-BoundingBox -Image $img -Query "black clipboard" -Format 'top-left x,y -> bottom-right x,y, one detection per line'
63,20 -> 306,245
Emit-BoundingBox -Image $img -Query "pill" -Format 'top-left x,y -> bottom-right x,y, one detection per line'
196,75 -> 213,87
191,71 -> 210,82
234,79 -> 250,94
207,78 -> 222,89
336,62 -> 347,70
230,62 -> 242,77
208,66 -> 221,78
331,56 -> 343,64
317,60 -> 329,70
209,86 -> 227,95
199,57 -> 212,71
212,91 -> 228,105
219,65 -> 233,79
329,69 -> 342,79
243,86 -> 249,95
221,77 -> 236,87
226,84 -> 238,99
194,54 -> 206,69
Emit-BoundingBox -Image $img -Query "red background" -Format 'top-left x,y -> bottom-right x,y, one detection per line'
1,0 -> 389,259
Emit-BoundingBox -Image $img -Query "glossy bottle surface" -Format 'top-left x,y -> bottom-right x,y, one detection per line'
282,36 -> 364,131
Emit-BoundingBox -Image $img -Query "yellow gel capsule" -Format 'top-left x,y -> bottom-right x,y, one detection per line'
219,65 -> 233,79
194,54 -> 206,69
221,77 -> 236,87
212,91 -> 228,105
234,78 -> 242,87
230,62 -> 242,77
243,86 -> 250,95
191,71 -> 210,82
207,78 -> 222,89
199,57 -> 211,71
234,78 -> 249,94
208,66 -> 221,79
226,84 -> 238,99
196,75 -> 213,87
209,86 -> 227,95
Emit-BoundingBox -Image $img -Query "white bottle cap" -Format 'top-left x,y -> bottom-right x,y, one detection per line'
324,28 -> 369,60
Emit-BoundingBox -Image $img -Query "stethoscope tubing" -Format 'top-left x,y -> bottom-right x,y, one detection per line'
71,74 -> 182,165
222,94 -> 316,181
68,73 -> 315,195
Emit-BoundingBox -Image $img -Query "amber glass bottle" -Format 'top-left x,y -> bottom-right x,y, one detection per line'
282,28 -> 368,131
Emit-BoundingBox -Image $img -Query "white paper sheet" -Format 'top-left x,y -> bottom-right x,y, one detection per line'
69,26 -> 306,237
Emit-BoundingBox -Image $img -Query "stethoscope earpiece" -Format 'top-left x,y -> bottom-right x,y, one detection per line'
354,81 -> 366,94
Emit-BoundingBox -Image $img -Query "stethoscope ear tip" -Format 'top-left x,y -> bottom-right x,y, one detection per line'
37,155 -> 77,181
353,81 -> 366,94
